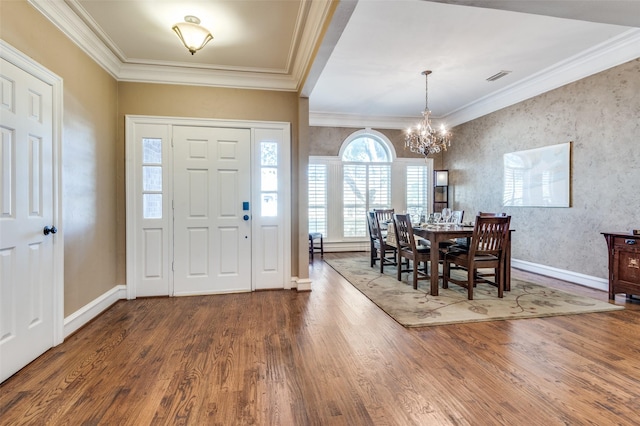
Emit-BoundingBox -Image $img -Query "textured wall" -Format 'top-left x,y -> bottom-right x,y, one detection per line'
445,58 -> 640,279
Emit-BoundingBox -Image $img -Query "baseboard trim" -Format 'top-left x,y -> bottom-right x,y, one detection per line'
324,241 -> 370,252
512,259 -> 608,292
61,260 -> 606,338
64,285 -> 127,338
296,278 -> 312,292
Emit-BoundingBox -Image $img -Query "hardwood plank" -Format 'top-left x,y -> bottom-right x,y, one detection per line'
1,252 -> 639,425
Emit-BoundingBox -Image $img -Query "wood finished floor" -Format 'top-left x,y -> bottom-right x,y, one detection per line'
1,252 -> 640,425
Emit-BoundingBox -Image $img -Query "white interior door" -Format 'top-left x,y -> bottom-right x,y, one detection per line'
173,126 -> 252,295
0,58 -> 56,382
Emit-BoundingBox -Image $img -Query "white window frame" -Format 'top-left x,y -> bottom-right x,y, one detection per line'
308,163 -> 328,236
309,129 -> 433,251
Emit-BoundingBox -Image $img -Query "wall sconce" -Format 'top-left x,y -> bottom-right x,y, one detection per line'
172,15 -> 213,55
434,170 -> 449,186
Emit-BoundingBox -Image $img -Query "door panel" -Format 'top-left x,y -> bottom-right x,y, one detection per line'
129,123 -> 172,298
173,126 -> 251,295
252,128 -> 290,290
0,58 -> 54,382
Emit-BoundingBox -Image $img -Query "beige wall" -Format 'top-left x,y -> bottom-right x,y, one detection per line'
1,1 -> 119,316
443,58 -> 640,279
116,83 -> 303,279
2,1 -> 306,317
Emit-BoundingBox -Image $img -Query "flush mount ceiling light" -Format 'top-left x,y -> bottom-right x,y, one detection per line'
172,15 -> 213,55
404,70 -> 452,157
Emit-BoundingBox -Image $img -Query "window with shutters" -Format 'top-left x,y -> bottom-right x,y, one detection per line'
308,164 -> 327,235
406,165 -> 429,217
342,135 -> 391,238
308,128 -> 432,246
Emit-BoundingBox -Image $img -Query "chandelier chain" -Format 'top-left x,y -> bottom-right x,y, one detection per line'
424,72 -> 429,112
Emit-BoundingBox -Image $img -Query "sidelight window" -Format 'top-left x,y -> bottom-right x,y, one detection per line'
260,142 -> 278,217
142,138 -> 162,219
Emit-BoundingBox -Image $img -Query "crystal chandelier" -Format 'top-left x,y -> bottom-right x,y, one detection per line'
404,70 -> 451,156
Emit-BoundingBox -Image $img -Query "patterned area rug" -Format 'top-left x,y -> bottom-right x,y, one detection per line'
324,255 -> 623,327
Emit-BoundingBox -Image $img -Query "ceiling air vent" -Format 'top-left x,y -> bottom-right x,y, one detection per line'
486,70 -> 512,82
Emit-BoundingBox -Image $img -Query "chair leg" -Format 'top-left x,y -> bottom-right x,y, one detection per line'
320,236 -> 324,257
412,259 -> 419,289
468,269 -> 474,300
309,238 -> 314,261
397,253 -> 402,281
497,266 -> 504,298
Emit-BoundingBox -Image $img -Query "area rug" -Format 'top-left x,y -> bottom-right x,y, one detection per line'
324,255 -> 623,327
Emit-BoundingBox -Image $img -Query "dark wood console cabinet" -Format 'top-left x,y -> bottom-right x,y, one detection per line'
602,232 -> 640,300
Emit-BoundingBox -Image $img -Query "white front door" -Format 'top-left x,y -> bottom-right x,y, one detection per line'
172,126 -> 252,295
0,58 -> 56,382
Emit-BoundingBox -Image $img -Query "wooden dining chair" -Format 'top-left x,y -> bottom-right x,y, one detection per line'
366,212 -> 380,267
374,209 -> 397,273
445,211 -> 504,254
393,213 -> 431,289
439,209 -> 465,251
373,208 -> 395,226
442,214 -> 511,300
479,211 -> 507,217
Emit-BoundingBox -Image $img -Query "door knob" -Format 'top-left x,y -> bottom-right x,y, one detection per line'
43,225 -> 57,235
243,215 -> 250,221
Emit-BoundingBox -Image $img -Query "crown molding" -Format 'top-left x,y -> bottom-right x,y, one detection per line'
28,0 -> 122,78
311,28 -> 640,129
28,0 -> 331,92
117,63 -> 299,91
309,112 -> 415,130
290,0 -> 336,92
443,28 -> 640,127
27,0 -> 640,123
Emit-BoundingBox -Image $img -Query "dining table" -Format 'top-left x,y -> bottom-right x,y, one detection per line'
413,224 -> 513,296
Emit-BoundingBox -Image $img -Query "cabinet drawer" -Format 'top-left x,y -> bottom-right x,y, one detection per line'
613,236 -> 640,253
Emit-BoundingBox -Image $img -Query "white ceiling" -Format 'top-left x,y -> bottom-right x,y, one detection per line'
30,0 -> 640,129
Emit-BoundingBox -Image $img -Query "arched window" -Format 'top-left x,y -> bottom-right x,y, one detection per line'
340,130 -> 395,237
308,128 -> 431,245
341,136 -> 391,162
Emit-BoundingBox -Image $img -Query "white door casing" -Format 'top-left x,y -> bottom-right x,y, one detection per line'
126,116 -> 291,298
0,43 -> 63,383
173,126 -> 251,295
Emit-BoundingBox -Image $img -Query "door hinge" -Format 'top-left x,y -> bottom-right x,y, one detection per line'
171,261 -> 174,272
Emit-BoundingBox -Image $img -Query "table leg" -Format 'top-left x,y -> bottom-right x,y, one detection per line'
430,235 -> 440,296
504,232 -> 512,291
